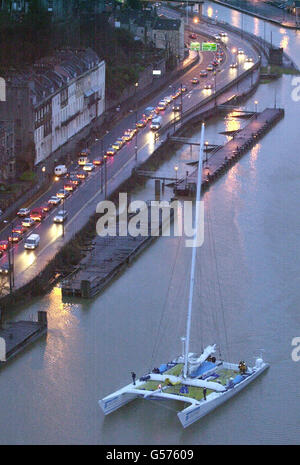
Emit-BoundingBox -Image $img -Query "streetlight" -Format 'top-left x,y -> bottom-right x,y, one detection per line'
62,198 -> 65,238
213,71 -> 217,105
3,219 -> 14,293
103,154 -> 108,200
254,100 -> 258,115
134,82 -> 139,163
174,165 -> 179,188
42,165 -> 47,182
100,138 -> 104,193
180,83 -> 183,120
205,141 -> 209,163
232,47 -> 238,71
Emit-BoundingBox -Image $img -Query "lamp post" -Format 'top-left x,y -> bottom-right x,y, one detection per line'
101,138 -> 104,193
205,141 -> 209,163
3,220 -> 14,293
134,82 -> 139,163
180,83 -> 183,121
62,197 -> 65,238
174,165 -> 179,189
104,154 -> 108,200
213,70 -> 217,105
254,100 -> 258,116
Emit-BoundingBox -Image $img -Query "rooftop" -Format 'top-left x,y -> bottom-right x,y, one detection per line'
6,48 -> 102,105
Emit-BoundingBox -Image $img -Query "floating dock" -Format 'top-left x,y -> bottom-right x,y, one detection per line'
0,311 -> 47,363
174,108 -> 284,196
62,205 -> 172,299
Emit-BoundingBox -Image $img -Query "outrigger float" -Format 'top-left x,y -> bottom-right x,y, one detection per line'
99,346 -> 269,428
98,124 -> 269,428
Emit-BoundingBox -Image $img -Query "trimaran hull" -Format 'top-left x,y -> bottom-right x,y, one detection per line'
99,360 -> 269,428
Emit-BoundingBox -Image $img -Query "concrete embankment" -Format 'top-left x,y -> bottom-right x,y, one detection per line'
61,205 -> 173,299
208,0 -> 300,30
0,311 -> 47,364
174,108 -> 285,196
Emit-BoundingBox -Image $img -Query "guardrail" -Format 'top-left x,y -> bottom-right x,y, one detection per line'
201,14 -> 297,69
156,58 -> 261,138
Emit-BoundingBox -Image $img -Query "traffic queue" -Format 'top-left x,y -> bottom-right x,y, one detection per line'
0,83 -> 189,264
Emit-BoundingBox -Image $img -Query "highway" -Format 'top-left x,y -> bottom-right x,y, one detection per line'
0,14 -> 259,295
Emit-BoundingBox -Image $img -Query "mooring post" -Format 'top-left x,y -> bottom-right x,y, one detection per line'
38,311 -> 48,328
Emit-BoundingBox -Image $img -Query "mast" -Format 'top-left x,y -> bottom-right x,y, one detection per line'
183,122 -> 205,378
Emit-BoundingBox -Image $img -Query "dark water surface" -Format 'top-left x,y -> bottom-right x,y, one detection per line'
0,2 -> 300,444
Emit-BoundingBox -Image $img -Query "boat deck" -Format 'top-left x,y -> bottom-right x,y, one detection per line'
137,363 -> 239,401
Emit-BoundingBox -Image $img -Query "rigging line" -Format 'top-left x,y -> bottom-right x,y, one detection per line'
206,203 -> 222,350
149,233 -> 184,369
195,251 -> 203,352
156,251 -> 188,364
207,202 -> 230,360
207,203 -> 224,356
176,252 -> 192,351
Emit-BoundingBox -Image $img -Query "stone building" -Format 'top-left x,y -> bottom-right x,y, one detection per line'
0,0 -> 105,17
113,9 -> 185,62
0,48 -> 105,169
150,17 -> 185,61
0,121 -> 15,182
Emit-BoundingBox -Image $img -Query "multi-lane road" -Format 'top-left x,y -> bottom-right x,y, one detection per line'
0,14 -> 259,294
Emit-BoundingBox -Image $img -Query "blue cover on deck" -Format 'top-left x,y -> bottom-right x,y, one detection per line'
190,361 -> 216,378
159,364 -> 168,373
233,374 -> 244,385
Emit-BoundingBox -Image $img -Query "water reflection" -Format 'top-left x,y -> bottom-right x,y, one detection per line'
280,35 -> 289,50
225,112 -> 241,141
207,6 -> 213,18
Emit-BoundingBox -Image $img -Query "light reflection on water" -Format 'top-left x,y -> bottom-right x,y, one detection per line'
0,3 -> 300,445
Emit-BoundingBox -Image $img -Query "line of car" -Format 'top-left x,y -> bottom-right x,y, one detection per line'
0,69 -> 215,261
104,85 -> 188,156
0,167 -> 95,258
191,48 -> 225,86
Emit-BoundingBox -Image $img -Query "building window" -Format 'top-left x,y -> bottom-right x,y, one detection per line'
60,88 -> 68,108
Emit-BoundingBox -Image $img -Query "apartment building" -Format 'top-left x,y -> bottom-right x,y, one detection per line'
0,48 -> 105,167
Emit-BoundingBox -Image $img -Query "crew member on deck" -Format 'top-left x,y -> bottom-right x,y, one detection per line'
131,372 -> 136,385
238,361 -> 247,374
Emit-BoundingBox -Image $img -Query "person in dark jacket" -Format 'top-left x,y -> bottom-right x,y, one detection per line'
131,372 -> 136,385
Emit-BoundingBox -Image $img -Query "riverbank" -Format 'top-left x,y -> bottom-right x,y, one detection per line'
210,0 -> 300,29
0,16 -> 274,311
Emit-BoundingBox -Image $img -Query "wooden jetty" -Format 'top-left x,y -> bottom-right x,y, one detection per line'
0,311 -> 47,363
174,108 -> 284,196
62,204 -> 174,299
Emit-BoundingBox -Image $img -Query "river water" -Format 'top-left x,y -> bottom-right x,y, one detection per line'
1,3 -> 300,445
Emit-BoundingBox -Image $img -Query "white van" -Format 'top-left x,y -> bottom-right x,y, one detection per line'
150,116 -> 162,131
24,234 -> 40,250
54,165 -> 67,177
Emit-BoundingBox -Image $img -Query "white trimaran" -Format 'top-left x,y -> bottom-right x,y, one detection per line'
99,123 -> 269,428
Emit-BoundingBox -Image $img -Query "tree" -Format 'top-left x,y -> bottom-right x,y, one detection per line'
125,0 -> 143,10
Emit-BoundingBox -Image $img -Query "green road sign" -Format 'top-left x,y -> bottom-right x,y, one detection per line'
190,41 -> 201,51
202,42 -> 217,51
